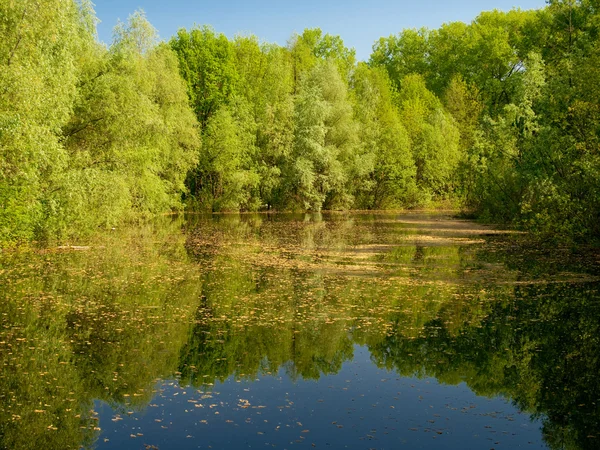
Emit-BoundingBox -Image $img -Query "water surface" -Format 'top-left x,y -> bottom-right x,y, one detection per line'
1,213 -> 599,449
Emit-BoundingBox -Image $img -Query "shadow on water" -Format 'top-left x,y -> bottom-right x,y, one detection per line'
0,212 -> 599,449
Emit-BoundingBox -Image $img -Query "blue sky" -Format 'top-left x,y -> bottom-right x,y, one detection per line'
93,0 -> 547,61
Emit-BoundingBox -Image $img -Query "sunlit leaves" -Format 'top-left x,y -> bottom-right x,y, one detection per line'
0,0 -> 82,243
396,75 -> 461,200
352,64 -> 417,208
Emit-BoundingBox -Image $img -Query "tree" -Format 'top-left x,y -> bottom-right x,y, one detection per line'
0,0 -> 89,244
282,61 -> 359,210
56,10 -> 199,234
370,28 -> 430,91
397,75 -> 461,202
444,76 -> 485,206
289,28 -> 356,92
233,37 -> 295,209
191,100 -> 259,211
352,64 -> 417,208
170,26 -> 238,130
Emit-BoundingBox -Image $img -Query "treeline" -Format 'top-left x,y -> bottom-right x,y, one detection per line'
0,1 -> 198,246
370,1 -> 600,239
2,0 -> 600,245
169,26 -> 446,212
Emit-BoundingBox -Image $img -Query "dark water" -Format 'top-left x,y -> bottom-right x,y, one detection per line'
1,213 -> 599,450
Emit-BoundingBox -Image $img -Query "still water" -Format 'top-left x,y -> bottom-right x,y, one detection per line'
1,213 -> 599,449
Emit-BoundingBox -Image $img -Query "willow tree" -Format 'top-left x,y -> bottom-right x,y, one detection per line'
232,36 -> 295,209
58,11 -> 199,234
170,26 -> 238,130
289,28 -> 356,92
282,61 -> 359,210
193,98 -> 260,211
0,0 -> 87,244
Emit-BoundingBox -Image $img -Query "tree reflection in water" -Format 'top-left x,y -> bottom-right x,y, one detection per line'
0,214 -> 598,449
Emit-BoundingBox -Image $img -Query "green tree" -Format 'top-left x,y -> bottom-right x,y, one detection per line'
57,11 -> 199,235
352,64 -> 417,208
170,26 -> 238,129
397,75 -> 461,202
0,0 -> 85,244
443,76 -> 485,206
289,28 -> 356,91
282,61 -> 359,210
370,28 -> 430,90
191,99 -> 259,211
233,37 -> 295,209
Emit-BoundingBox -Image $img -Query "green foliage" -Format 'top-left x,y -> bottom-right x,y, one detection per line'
352,64 -> 417,208
443,76 -> 485,205
2,1 -> 600,244
369,3 -> 600,240
0,0 -> 82,244
233,37 -> 295,209
371,9 -> 539,113
190,99 -> 259,211
0,4 -> 199,246
288,28 -> 356,90
55,11 -> 199,238
282,61 -> 359,210
169,26 -> 238,129
370,28 -> 430,90
396,75 -> 461,202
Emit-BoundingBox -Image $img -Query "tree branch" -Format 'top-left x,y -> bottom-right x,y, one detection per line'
7,7 -> 28,66
63,117 -> 105,139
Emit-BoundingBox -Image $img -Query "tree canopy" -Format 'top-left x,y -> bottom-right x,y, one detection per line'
2,1 -> 600,244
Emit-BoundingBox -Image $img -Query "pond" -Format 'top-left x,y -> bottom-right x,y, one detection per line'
1,212 -> 599,449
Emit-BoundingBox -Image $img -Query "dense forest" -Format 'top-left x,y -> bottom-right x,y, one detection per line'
1,0 -> 600,246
